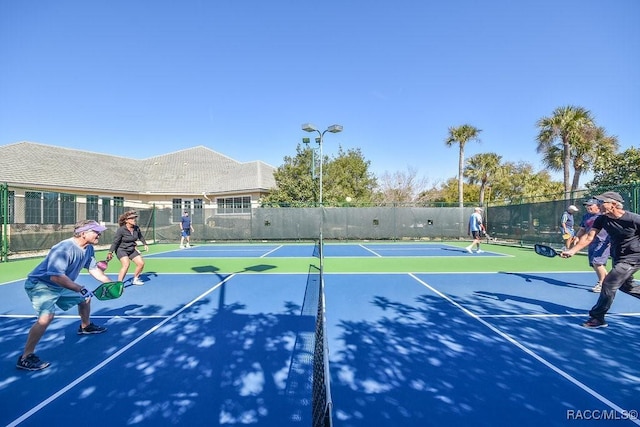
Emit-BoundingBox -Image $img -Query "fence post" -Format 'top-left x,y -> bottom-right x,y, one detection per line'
1,183 -> 8,262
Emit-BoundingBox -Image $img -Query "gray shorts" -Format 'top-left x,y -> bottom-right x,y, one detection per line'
25,279 -> 84,316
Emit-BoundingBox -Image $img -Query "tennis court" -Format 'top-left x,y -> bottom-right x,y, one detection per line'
0,242 -> 638,426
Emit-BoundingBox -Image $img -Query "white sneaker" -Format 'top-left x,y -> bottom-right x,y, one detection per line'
186,244 -> 191,248
465,247 -> 472,253
132,278 -> 144,286
591,283 -> 602,293
476,249 -> 484,253
179,245 -> 184,249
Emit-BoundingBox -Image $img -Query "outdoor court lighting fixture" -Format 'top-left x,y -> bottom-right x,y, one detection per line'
301,123 -> 343,205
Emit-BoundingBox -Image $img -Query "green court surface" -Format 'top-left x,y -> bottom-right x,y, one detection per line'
0,242 -> 592,282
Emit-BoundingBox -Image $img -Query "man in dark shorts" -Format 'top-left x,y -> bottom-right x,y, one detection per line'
179,210 -> 194,248
562,191 -> 640,328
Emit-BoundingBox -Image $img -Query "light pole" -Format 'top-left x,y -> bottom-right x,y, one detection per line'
301,123 -> 343,205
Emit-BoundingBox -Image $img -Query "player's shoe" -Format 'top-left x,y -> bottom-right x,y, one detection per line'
186,244 -> 191,248
476,249 -> 484,253
132,278 -> 144,286
591,283 -> 602,293
179,245 -> 184,249
582,318 -> 607,329
78,323 -> 107,335
465,247 -> 472,253
16,353 -> 50,371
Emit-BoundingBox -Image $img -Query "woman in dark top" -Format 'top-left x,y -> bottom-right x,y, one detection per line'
107,210 -> 149,286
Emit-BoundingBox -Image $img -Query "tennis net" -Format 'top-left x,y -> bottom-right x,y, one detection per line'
311,233 -> 332,427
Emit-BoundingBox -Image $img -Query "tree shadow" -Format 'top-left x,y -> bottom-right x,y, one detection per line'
328,291 -> 639,426
0,270 -> 312,427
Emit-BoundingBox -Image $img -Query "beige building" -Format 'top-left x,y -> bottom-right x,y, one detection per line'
0,141 -> 276,226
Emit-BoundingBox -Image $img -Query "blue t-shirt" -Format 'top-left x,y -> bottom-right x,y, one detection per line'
469,212 -> 483,232
181,215 -> 192,230
27,238 -> 95,286
561,211 -> 574,230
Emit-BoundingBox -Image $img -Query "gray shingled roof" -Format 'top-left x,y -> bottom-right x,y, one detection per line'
0,141 -> 276,194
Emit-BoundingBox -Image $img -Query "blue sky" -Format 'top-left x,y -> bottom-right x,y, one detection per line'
1,0 -> 638,186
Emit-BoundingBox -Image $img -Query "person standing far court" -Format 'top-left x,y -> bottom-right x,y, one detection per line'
465,207 -> 486,254
179,210 -> 194,248
107,210 -> 149,286
560,205 -> 579,250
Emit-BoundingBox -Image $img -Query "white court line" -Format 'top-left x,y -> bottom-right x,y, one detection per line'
408,273 -> 640,425
260,245 -> 284,257
0,314 -> 171,319
479,313 -> 640,319
358,244 -> 382,257
6,274 -> 235,427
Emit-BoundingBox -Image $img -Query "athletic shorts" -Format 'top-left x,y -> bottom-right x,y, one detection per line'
471,231 -> 482,239
25,279 -> 84,316
181,229 -> 191,237
116,249 -> 142,260
588,240 -> 611,267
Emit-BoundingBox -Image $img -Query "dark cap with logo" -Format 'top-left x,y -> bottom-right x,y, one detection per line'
595,191 -> 624,204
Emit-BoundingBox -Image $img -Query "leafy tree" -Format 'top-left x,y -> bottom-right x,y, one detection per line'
418,178 -> 479,205
491,161 -> 563,203
464,152 -> 502,206
570,125 -> 618,190
445,124 -> 482,208
588,146 -> 640,189
261,144 -> 317,206
323,146 -> 377,205
262,145 -> 376,207
535,105 -> 595,197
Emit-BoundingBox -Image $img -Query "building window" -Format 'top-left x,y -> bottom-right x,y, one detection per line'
216,196 -> 251,214
101,197 -> 111,223
25,191 -> 42,224
43,192 -> 59,224
194,198 -> 203,223
87,195 -> 99,221
114,197 -> 124,220
172,198 -> 182,222
60,193 -> 76,225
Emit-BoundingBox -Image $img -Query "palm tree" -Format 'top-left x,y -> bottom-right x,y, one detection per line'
465,152 -> 502,206
570,125 -> 619,191
445,124 -> 482,207
535,105 -> 594,198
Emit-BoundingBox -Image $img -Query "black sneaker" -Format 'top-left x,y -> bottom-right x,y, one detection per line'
16,353 -> 50,371
77,323 -> 107,335
582,318 -> 608,329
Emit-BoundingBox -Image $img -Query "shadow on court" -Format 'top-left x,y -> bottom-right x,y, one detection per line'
326,275 -> 639,427
0,271 -> 317,427
499,271 -> 588,291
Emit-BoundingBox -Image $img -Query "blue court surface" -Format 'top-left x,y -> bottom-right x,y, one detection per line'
144,242 -> 508,258
1,244 -> 639,426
